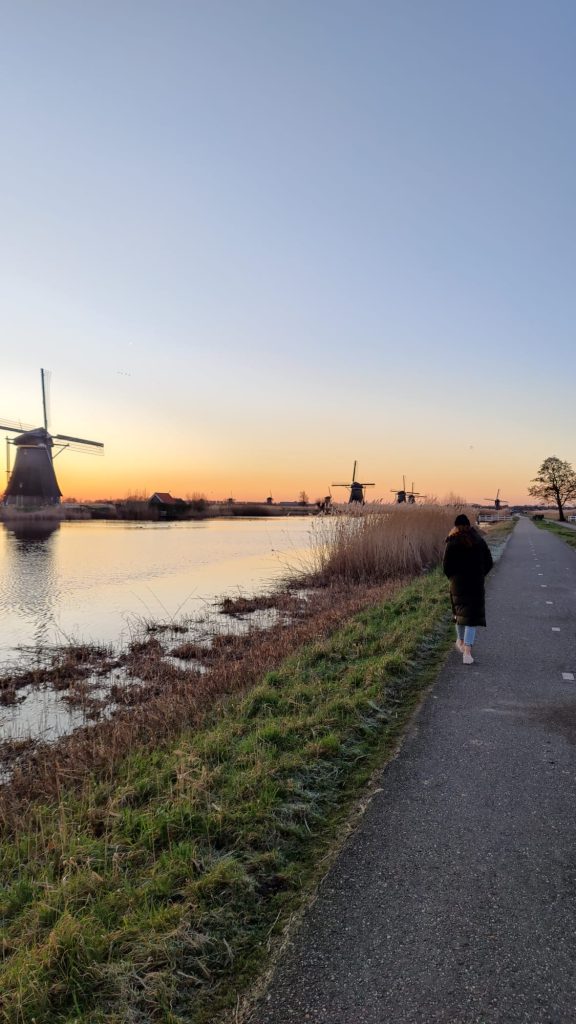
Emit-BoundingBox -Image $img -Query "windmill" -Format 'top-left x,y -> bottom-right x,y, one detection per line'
332,461 -> 375,504
391,476 -> 422,505
483,488 -> 508,511
1,369 -> 103,509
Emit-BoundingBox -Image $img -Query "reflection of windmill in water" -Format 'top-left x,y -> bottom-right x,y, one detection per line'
484,488 -> 508,511
391,476 -> 422,504
1,369 -> 104,510
332,461 -> 375,504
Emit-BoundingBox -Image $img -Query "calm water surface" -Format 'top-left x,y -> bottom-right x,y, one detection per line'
0,517 -> 317,667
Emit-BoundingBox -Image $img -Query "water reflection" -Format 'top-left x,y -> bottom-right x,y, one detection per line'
1,684 -> 86,744
1,521 -> 61,652
0,517 -> 313,667
0,517 -> 315,748
4,520 -> 61,542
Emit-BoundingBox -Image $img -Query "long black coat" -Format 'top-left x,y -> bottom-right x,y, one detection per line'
442,528 -> 494,627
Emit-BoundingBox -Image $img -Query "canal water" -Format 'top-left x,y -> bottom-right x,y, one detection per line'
0,517 -> 317,668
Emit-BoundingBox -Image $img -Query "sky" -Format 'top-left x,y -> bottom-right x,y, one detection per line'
1,0 -> 575,505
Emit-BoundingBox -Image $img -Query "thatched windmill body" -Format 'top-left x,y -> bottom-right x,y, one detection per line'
1,369 -> 103,509
332,461 -> 375,504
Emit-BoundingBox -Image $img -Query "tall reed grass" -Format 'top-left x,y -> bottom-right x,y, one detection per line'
309,505 -> 475,583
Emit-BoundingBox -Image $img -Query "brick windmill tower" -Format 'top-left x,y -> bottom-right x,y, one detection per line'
1,369 -> 104,509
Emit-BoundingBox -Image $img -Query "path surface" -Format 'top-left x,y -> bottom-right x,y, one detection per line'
250,518 -> 576,1024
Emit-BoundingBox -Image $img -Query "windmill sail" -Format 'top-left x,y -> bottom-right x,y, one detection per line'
54,433 -> 104,448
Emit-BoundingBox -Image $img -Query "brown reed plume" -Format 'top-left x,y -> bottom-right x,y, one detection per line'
308,505 -> 475,584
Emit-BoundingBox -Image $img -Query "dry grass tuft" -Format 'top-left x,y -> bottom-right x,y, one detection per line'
218,594 -> 280,616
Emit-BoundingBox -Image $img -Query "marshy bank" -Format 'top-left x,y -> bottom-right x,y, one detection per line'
0,506 -> 482,768
0,506 -> 476,761
0,511 -> 515,1024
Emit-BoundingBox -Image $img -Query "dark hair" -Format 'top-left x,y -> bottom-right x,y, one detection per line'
454,514 -> 470,527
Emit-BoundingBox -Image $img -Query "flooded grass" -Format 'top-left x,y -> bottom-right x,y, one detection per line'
218,593 -> 284,616
0,644 -> 116,702
0,580 -> 402,799
145,621 -> 189,634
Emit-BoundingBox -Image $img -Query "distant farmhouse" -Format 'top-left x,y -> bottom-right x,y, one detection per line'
149,492 -> 188,519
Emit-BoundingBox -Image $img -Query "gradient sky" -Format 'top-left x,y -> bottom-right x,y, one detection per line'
1,1 -> 575,504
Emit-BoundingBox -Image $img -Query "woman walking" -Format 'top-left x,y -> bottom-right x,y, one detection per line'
443,514 -> 494,665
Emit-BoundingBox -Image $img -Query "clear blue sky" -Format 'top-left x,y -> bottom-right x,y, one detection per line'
1,1 -> 574,502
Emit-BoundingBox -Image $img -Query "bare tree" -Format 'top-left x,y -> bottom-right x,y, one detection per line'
298,490 -> 309,506
442,491 -> 468,508
528,456 -> 576,522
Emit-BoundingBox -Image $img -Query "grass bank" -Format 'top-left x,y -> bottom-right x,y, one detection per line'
533,518 -> 576,550
1,569 -> 456,1024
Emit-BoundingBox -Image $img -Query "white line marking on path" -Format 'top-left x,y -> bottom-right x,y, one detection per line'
541,585 -> 547,588
562,673 -> 575,681
546,601 -> 553,604
552,627 -> 561,632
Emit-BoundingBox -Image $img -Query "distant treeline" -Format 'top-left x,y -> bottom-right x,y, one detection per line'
65,499 -> 317,522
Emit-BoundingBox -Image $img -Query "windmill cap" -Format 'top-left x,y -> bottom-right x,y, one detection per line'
13,428 -> 52,446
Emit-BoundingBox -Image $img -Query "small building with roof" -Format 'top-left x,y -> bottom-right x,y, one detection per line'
149,492 -> 188,519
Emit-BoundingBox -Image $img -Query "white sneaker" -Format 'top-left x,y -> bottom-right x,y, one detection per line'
463,652 -> 474,665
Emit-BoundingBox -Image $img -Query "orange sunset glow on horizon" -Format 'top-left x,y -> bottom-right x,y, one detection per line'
2,360 -> 574,511
1,3 -> 575,513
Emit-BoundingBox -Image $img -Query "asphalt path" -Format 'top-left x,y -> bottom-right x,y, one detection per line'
250,518 -> 576,1024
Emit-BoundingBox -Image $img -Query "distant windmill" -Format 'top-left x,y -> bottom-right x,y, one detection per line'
391,476 -> 422,505
484,488 -> 508,511
1,369 -> 103,509
332,461 -> 375,504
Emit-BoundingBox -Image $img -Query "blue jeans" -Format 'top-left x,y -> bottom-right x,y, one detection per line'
456,624 -> 476,646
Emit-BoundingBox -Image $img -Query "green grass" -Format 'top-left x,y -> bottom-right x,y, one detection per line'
533,518 -> 576,550
480,518 -> 516,541
0,570 -> 462,1023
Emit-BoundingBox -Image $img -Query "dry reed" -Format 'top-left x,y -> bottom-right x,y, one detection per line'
308,505 -> 475,584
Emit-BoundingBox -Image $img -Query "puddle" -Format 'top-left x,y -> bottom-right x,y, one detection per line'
0,685 -> 88,744
525,701 -> 576,746
482,699 -> 576,746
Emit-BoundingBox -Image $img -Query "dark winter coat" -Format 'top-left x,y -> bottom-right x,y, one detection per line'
442,526 -> 494,627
